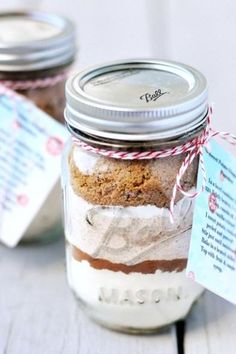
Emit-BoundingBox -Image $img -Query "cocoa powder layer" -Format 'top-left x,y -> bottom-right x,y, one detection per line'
0,69 -> 67,124
71,244 -> 187,274
18,80 -> 66,123
69,148 -> 198,208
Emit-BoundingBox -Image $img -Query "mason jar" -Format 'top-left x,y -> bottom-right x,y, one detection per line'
62,59 -> 207,332
0,11 -> 76,242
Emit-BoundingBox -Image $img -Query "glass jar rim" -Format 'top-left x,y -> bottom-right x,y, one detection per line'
67,116 -> 207,152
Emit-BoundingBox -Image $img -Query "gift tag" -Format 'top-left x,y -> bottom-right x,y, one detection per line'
187,138 -> 236,304
0,86 -> 68,247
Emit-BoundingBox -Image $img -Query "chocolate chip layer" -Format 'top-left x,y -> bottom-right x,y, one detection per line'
70,243 -> 187,274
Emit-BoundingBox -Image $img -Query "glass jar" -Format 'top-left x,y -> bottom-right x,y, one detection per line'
62,59 -> 208,332
0,11 -> 76,242
0,65 -> 68,124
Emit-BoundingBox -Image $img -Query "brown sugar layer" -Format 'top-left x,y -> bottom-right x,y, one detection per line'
71,244 -> 187,274
69,148 -> 198,208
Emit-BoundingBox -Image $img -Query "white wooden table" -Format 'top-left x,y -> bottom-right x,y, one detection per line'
1,238 -> 235,354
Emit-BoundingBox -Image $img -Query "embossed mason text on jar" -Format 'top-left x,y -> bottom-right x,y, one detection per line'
62,59 -> 208,333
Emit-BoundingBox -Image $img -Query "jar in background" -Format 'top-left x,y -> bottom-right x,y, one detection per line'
0,11 -> 76,242
62,60 -> 207,332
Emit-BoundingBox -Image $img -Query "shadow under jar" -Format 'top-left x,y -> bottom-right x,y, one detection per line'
62,59 -> 208,333
0,11 -> 76,243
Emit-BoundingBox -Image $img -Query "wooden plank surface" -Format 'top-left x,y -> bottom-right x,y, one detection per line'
185,290 -> 236,354
0,238 -> 177,354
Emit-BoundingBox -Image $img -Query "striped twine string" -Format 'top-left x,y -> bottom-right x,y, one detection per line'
0,71 -> 68,91
73,107 -> 236,222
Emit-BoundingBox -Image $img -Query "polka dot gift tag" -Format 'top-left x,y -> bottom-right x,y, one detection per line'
187,138 -> 236,304
0,85 -> 68,247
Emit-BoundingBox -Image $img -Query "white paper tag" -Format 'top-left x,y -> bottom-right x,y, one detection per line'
187,139 -> 236,304
0,86 -> 68,247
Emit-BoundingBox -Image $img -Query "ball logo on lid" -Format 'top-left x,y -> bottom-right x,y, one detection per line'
140,88 -> 169,103
65,59 -> 208,141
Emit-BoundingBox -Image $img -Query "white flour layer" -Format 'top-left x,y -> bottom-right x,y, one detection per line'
66,254 -> 203,329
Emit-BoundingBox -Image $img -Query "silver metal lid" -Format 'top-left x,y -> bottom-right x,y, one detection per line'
0,11 -> 76,71
65,59 -> 208,141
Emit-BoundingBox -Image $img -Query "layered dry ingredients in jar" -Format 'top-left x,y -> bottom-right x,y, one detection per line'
0,67 -> 67,124
0,11 -> 76,242
63,60 -> 208,332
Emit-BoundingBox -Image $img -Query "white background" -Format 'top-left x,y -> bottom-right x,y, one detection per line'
1,0 -> 236,132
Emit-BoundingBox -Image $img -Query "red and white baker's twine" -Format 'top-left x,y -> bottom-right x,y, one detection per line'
0,71 -> 67,91
72,107 -> 236,223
